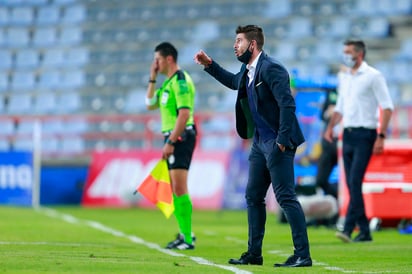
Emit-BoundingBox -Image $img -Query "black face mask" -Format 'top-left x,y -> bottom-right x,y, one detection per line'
237,42 -> 252,64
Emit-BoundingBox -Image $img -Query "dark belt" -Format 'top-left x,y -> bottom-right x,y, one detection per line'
163,125 -> 195,136
344,127 -> 376,132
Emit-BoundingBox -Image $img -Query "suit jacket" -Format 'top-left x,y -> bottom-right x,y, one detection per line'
204,51 -> 305,148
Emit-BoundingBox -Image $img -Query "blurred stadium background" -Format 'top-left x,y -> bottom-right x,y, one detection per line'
1,0 -> 412,208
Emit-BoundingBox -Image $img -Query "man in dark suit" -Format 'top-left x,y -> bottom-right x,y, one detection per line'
194,25 -> 311,268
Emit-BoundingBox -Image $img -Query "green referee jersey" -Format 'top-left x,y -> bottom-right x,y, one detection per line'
155,70 -> 196,133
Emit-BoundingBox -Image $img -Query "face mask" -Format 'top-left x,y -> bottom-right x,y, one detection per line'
237,42 -> 252,64
343,53 -> 356,68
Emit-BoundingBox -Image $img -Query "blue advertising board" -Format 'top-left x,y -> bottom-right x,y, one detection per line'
0,151 -> 33,206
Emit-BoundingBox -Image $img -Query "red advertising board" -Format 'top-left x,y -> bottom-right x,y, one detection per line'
339,140 -> 412,220
82,150 -> 230,209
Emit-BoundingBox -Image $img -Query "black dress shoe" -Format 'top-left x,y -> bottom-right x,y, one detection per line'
353,233 -> 372,242
228,252 -> 263,265
274,255 -> 312,267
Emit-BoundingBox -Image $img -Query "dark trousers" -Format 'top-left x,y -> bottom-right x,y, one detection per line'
246,139 -> 310,257
342,128 -> 376,235
316,137 -> 338,198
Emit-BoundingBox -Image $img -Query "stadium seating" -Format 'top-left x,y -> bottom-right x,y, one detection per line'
0,72 -> 8,92
1,0 -> 411,156
15,49 -> 39,68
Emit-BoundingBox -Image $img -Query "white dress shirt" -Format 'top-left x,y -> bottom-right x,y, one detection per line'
246,52 -> 262,86
335,61 -> 394,129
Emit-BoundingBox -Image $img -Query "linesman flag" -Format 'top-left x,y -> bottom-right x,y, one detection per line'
135,159 -> 174,218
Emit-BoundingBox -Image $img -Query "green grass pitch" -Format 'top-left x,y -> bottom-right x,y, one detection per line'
0,206 -> 410,273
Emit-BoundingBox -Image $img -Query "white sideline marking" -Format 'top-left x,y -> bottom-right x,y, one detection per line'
0,241 -> 111,247
38,208 -> 252,274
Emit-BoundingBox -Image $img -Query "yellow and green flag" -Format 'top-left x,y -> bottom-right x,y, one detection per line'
136,159 -> 174,218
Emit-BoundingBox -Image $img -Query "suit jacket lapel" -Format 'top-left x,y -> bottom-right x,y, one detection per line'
254,51 -> 265,84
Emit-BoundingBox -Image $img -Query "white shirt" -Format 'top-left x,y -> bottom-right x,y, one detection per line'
335,61 -> 394,129
246,52 -> 262,86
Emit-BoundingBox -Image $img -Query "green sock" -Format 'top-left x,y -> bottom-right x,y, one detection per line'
173,193 -> 193,244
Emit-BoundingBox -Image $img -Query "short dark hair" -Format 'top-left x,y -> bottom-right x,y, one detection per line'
236,25 -> 264,50
344,39 -> 366,58
154,42 -> 178,62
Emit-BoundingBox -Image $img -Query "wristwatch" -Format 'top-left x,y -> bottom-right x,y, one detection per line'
378,133 -> 386,139
166,138 -> 176,146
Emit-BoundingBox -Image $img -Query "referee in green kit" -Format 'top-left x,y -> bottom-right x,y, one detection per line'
145,42 -> 197,250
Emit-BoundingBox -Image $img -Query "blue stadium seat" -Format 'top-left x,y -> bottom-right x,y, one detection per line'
33,92 -> 57,114
374,61 -> 393,82
15,49 -> 39,68
60,70 -> 85,88
57,92 -> 81,113
0,8 -> 9,26
329,17 -> 351,38
395,38 -> 412,60
59,27 -> 82,45
192,20 -> 220,43
7,93 -> 32,114
36,6 -> 60,25
0,72 -> 8,92
42,48 -> 65,67
123,89 -> 148,113
62,5 -> 86,24
317,2 -> 338,15
351,17 -> 390,38
1,0 -> 24,6
264,0 -> 291,18
65,47 -> 89,66
0,50 -> 12,69
61,118 -> 88,134
0,140 -> 10,151
313,40 -> 341,62
11,70 -> 35,91
32,27 -> 57,47
287,17 -> 312,39
41,137 -> 59,153
16,120 -> 35,135
13,138 -> 33,151
0,95 -> 5,114
391,60 -> 411,83
10,7 -> 34,25
376,0 -> 412,15
351,0 -> 377,15
274,43 -> 297,61
53,0 -> 77,5
387,84 -> 401,106
25,0 -> 48,5
42,118 -> 63,134
0,29 -> 4,47
0,118 -> 15,135
6,28 -> 30,48
38,70 -> 61,89
291,1 -> 313,16
61,137 -> 85,154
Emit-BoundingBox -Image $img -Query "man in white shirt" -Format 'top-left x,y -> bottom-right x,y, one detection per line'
324,40 -> 394,243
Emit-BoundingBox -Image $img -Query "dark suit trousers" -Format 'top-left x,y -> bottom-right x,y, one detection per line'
246,139 -> 310,257
315,136 -> 338,198
342,127 -> 376,235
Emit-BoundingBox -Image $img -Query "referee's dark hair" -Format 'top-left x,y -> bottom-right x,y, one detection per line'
155,42 -> 178,62
344,39 -> 366,59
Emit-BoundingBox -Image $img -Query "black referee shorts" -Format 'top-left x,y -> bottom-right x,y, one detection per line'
164,127 -> 196,170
